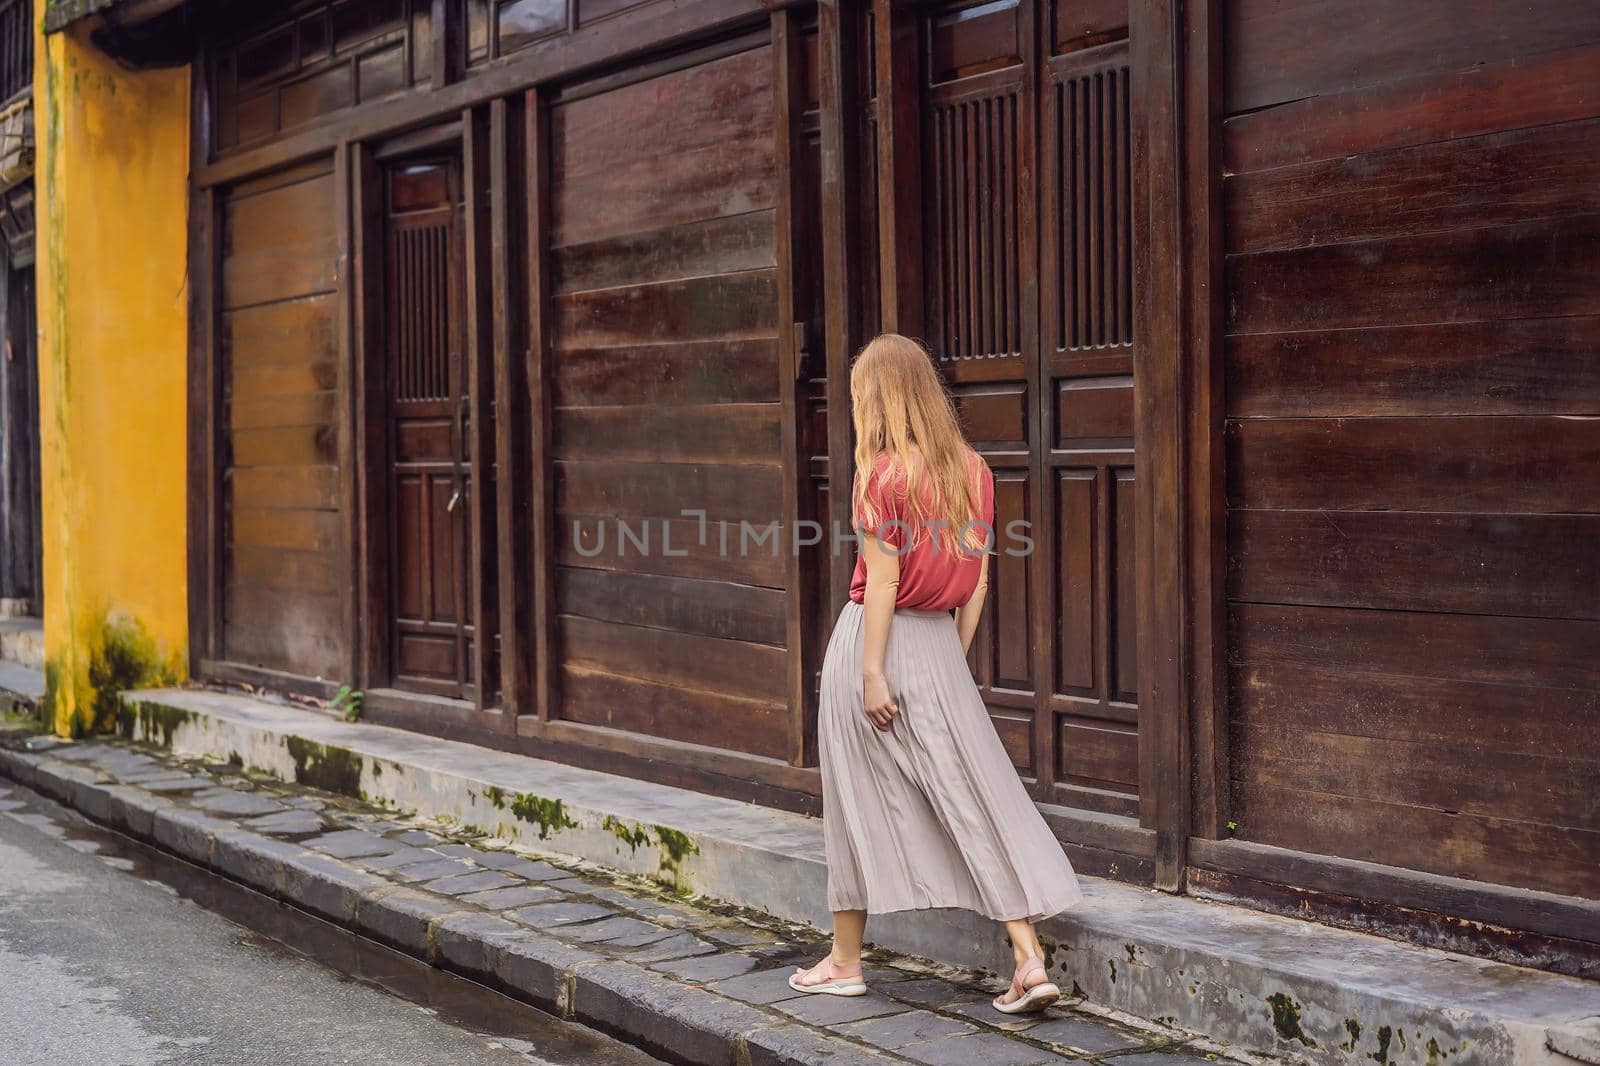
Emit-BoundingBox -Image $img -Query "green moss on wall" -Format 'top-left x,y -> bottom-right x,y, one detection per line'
46,614 -> 180,738
285,736 -> 364,797
654,825 -> 698,868
508,793 -> 578,840
87,614 -> 179,733
603,815 -> 652,853
42,659 -> 63,727
115,698 -> 191,748
1266,992 -> 1317,1049
1368,1024 -> 1394,1064
652,825 -> 699,892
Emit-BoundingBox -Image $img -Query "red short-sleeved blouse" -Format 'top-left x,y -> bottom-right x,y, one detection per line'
848,450 -> 995,612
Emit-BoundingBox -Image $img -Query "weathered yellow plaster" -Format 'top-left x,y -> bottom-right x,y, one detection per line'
34,5 -> 190,735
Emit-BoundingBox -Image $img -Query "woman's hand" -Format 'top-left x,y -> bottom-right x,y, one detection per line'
863,671 -> 897,731
858,533 -> 901,733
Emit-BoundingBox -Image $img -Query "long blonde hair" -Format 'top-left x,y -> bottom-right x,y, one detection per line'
850,333 -> 985,553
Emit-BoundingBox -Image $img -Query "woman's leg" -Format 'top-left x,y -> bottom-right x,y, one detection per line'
996,918 -> 1052,1003
794,909 -> 867,986
831,909 -> 867,964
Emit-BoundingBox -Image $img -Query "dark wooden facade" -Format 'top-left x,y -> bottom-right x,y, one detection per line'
0,0 -> 36,614
167,0 -> 1598,976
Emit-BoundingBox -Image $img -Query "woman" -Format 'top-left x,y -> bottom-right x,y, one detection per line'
790,333 -> 1082,1015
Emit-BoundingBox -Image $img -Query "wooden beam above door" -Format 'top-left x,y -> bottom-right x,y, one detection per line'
874,0 -> 924,339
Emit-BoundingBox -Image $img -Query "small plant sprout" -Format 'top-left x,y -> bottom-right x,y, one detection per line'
328,684 -> 365,723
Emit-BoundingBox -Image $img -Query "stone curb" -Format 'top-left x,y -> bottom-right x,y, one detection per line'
0,747 -> 906,1066
107,687 -> 1600,1066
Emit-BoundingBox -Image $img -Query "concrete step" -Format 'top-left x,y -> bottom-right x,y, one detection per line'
0,597 -> 34,620
0,658 -> 44,719
112,686 -> 1600,1065
0,736 -> 1242,1066
0,616 -> 43,671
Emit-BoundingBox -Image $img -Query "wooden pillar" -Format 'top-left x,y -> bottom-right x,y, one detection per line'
818,0 -> 863,615
351,143 -> 389,691
431,0 -> 461,88
524,87 -> 557,725
463,105 -> 498,714
1183,0 -> 1229,840
1131,0 -> 1191,892
491,95 -> 531,727
774,9 -> 813,766
334,139 -> 360,687
186,76 -> 221,670
873,0 -> 922,338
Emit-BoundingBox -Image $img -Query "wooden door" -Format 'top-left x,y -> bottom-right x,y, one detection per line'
382,156 -> 475,699
922,0 -> 1140,819
536,44 -> 792,762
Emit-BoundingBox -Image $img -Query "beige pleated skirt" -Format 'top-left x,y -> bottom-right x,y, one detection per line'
819,601 -> 1083,922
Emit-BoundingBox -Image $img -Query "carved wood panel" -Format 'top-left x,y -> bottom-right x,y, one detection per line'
921,0 -> 1137,814
383,157 -> 479,699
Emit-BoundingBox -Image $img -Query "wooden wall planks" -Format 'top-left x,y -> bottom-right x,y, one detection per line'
1225,42 -> 1600,175
1223,0 -> 1600,114
541,43 -> 790,761
1223,0 -> 1600,902
219,158 -> 349,679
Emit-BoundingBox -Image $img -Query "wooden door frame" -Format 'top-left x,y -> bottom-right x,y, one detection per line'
1179,0 -> 1229,847
817,0 -> 865,624
859,0 -> 1222,891
1130,0 -> 1225,891
773,10 -> 816,767
462,103 -> 502,719
353,124 -> 507,725
356,121 -> 465,698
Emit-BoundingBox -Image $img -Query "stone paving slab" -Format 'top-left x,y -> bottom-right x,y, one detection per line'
0,735 -> 1238,1066
0,658 -> 45,700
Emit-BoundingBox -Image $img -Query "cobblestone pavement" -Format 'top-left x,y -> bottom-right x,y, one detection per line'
0,778 -> 663,1066
2,735 -> 1257,1065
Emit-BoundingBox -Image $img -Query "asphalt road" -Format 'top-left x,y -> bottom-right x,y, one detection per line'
0,778 -> 663,1066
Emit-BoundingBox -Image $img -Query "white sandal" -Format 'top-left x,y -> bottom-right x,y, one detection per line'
788,955 -> 867,997
993,956 -> 1060,1014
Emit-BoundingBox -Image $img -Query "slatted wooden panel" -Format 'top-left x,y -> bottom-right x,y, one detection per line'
927,82 -> 1022,360
920,0 -> 1137,818
1223,1 -> 1600,899
923,3 -> 1036,790
1052,59 -> 1130,351
391,222 -> 452,402
1040,33 -> 1136,817
543,46 -> 789,760
220,159 -> 346,678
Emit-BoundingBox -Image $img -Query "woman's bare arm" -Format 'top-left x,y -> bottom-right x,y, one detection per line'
860,534 -> 901,731
954,550 -> 989,655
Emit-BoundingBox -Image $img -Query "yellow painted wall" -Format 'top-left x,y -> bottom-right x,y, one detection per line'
35,7 -> 191,735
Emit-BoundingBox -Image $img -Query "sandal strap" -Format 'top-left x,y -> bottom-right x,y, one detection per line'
1013,956 -> 1047,993
828,957 -> 862,978
801,956 -> 862,983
